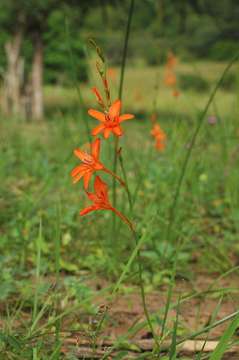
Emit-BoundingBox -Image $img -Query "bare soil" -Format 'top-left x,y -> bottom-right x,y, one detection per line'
62,271 -> 239,359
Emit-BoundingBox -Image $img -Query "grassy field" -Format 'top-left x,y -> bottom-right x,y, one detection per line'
1,61 -> 239,358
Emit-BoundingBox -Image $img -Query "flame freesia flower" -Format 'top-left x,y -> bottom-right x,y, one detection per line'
80,176 -> 133,230
151,124 -> 166,151
164,72 -> 176,87
107,67 -> 116,81
166,51 -> 177,69
164,51 -> 180,98
71,138 -> 125,189
88,98 -> 134,139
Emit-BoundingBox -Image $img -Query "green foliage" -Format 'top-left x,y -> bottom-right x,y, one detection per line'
208,41 -> 239,61
209,312 -> 239,360
179,73 -> 210,92
220,71 -> 238,91
44,9 -> 88,85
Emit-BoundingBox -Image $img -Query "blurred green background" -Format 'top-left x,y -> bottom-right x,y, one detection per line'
0,0 -> 238,120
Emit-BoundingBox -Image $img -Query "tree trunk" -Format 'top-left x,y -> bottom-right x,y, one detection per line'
31,33 -> 44,120
3,30 -> 24,116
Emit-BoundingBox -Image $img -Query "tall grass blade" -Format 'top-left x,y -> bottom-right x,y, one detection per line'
168,297 -> 180,359
166,52 -> 239,243
32,219 -> 42,322
208,311 -> 239,360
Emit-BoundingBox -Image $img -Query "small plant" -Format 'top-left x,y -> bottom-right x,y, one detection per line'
70,41 -> 168,351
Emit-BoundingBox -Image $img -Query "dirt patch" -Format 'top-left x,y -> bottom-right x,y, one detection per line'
62,272 -> 239,358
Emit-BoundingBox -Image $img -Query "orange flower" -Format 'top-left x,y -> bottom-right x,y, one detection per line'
172,89 -> 180,98
107,67 -> 116,81
80,176 -> 134,230
164,72 -> 176,87
92,87 -> 106,110
151,124 -> 166,151
71,138 -> 103,189
80,176 -> 112,215
71,138 -> 125,189
88,99 -> 134,139
166,51 -> 177,69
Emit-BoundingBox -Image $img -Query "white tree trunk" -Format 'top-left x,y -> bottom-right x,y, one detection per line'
3,30 -> 23,116
31,33 -> 44,120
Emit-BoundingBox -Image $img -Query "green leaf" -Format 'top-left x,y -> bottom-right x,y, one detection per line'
209,312 -> 239,360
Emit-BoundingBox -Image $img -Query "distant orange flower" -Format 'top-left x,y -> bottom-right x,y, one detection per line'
164,51 -> 180,98
151,124 -> 166,151
71,138 -> 125,189
172,89 -> 180,98
80,176 -> 134,230
164,72 -> 176,87
166,51 -> 177,69
89,99 -> 134,139
107,67 -> 116,81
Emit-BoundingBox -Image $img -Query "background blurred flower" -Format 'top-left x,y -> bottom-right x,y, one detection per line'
208,115 -> 217,125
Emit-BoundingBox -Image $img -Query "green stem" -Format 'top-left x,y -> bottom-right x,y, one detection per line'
112,208 -> 134,232
159,52 -> 239,349
118,0 -> 135,101
112,0 -> 135,218
101,310 -> 239,360
64,14 -> 91,141
132,230 -> 160,351
119,153 -> 133,212
103,167 -> 125,188
177,310 -> 239,346
165,52 -> 239,244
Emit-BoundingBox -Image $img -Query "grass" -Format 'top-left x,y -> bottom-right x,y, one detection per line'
0,60 -> 239,358
45,60 -> 238,116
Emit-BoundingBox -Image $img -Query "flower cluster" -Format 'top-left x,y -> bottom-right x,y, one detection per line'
71,66 -> 134,226
150,114 -> 166,151
164,51 -> 180,98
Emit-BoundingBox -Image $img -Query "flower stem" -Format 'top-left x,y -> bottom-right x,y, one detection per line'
131,229 -> 160,351
111,208 -> 134,232
165,52 -> 239,245
103,167 -> 125,188
112,0 -> 135,228
118,152 -> 133,212
64,16 -> 91,141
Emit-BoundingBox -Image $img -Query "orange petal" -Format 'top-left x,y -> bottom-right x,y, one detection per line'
109,99 -> 121,118
74,148 -> 92,163
104,128 -> 111,139
94,176 -> 109,201
92,87 -> 104,104
72,171 -> 85,184
83,172 -> 92,189
88,109 -> 106,122
92,124 -> 105,136
71,164 -> 87,177
91,138 -> 101,160
80,205 -> 97,216
87,192 -> 98,203
112,126 -> 123,136
155,140 -> 165,151
119,114 -> 134,122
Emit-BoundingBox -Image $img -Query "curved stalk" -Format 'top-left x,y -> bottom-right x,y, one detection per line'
103,167 -> 125,188
112,0 -> 135,220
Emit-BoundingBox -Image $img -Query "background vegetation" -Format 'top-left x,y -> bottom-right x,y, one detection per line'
0,0 -> 239,359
